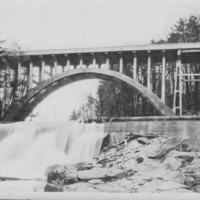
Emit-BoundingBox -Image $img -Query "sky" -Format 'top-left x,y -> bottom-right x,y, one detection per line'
0,0 -> 200,120
26,80 -> 99,121
1,0 -> 200,50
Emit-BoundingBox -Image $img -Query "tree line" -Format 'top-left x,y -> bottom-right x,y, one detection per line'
70,14 -> 200,121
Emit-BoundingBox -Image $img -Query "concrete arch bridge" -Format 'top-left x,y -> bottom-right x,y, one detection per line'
2,43 -> 200,121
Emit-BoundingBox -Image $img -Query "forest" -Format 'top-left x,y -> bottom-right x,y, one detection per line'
70,14 -> 200,121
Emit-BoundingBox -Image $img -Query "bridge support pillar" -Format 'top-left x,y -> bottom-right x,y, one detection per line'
14,62 -> 22,99
177,50 -> 183,116
17,61 -> 22,81
67,57 -> 71,70
11,61 -> 21,106
62,65 -> 65,72
92,53 -> 97,68
39,56 -> 45,82
119,52 -> 123,73
133,51 -> 137,80
147,51 -> 152,90
53,55 -> 58,75
105,53 -> 110,70
161,50 -> 166,102
65,54 -> 71,71
1,66 -> 10,118
173,50 -> 182,115
79,54 -> 83,68
50,66 -> 53,77
28,59 -> 33,90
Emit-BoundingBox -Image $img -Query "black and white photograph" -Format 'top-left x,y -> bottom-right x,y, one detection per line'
0,0 -> 200,199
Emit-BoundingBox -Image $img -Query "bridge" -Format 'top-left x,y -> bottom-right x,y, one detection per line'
1,42 -> 200,121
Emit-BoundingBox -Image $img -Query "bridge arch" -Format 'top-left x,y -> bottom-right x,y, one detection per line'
3,68 -> 174,121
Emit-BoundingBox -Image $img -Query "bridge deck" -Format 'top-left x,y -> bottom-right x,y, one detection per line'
21,42 -> 200,56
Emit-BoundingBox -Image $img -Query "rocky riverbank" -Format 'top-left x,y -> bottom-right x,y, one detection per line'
44,131 -> 200,193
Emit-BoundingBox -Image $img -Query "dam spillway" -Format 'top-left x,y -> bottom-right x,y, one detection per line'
0,121 -> 105,179
0,117 -> 200,193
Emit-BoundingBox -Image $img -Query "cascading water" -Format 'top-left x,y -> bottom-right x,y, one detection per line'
0,121 -> 105,179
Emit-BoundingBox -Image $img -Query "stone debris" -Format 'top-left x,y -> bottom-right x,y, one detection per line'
88,179 -> 104,184
44,131 -> 200,193
74,162 -> 94,171
137,137 -> 150,145
77,168 -> 109,181
44,183 -> 63,192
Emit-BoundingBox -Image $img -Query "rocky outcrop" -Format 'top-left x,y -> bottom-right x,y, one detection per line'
77,168 -> 128,181
45,163 -> 78,186
44,132 -> 200,193
44,183 -> 63,192
181,159 -> 200,192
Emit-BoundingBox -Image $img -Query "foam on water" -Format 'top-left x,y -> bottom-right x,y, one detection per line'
0,121 -> 105,179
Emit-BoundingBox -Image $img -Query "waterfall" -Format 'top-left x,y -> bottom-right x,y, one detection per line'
0,121 -> 105,179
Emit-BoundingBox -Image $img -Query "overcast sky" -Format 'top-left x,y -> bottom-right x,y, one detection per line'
0,0 -> 200,120
1,0 -> 200,50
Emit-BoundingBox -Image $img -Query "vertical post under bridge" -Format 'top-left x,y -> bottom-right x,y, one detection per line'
133,51 -> 137,80
147,51 -> 152,90
161,50 -> 166,103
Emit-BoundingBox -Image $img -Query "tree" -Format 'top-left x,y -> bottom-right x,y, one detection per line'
0,37 -> 27,118
151,13 -> 200,114
152,14 -> 200,43
97,13 -> 200,117
70,14 -> 200,119
69,94 -> 100,122
0,39 -> 22,69
69,109 -> 82,121
97,80 -> 157,118
187,15 -> 200,42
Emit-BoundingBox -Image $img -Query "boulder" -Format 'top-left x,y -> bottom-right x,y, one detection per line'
138,180 -> 146,186
77,167 -> 127,181
162,150 -> 194,171
136,157 -> 144,163
182,159 -> 200,187
163,156 -> 184,171
44,183 -> 63,192
45,163 -> 78,185
184,177 -> 196,188
140,180 -> 188,192
145,138 -> 162,158
171,151 -> 195,163
64,168 -> 78,185
115,178 -> 134,188
184,159 -> 200,174
127,140 -> 143,150
162,171 -> 184,184
137,137 -> 149,145
64,182 -> 98,192
108,132 -> 128,146
64,163 -> 77,171
148,137 -> 182,159
176,139 -> 192,152
75,162 -> 94,171
77,168 -> 108,181
88,179 -> 104,184
45,164 -> 63,183
55,166 -> 66,178
123,159 -> 139,172
93,181 -> 136,193
107,168 -> 128,179
193,185 -> 200,193
45,164 -> 62,177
